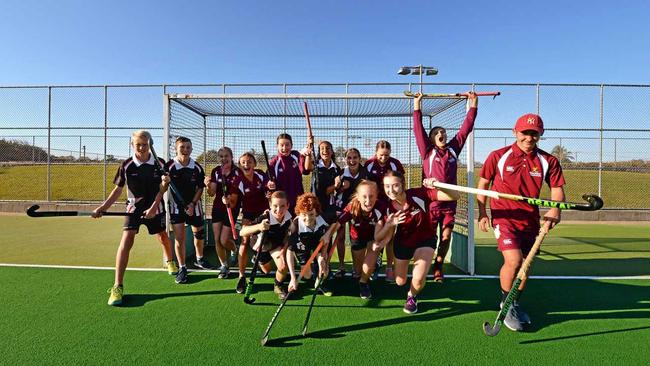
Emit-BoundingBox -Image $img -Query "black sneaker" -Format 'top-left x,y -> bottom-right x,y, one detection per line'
359,282 -> 372,299
236,276 -> 247,294
194,257 -> 212,270
175,267 -> 188,284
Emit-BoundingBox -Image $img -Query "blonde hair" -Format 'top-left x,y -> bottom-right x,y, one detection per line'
131,130 -> 152,144
349,180 -> 378,218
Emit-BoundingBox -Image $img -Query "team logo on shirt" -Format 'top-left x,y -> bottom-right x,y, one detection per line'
292,161 -> 297,168
410,209 -> 421,216
244,188 -> 250,193
449,157 -> 455,163
506,166 -> 514,172
529,166 -> 542,177
503,239 -> 513,245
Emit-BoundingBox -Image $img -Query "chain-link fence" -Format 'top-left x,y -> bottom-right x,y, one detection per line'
1,83 -> 649,209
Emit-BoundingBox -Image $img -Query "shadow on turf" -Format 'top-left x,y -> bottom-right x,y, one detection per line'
519,325 -> 650,344
120,289 -> 234,307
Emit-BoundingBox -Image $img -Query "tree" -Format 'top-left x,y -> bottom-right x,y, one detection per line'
551,145 -> 575,164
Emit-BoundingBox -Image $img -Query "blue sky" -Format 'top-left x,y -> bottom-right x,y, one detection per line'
1,0 -> 650,85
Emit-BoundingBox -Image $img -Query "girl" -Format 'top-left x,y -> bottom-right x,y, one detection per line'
205,146 -> 241,279
413,91 -> 478,282
165,136 -> 207,284
332,148 -> 367,278
325,180 -> 393,299
382,170 -> 458,314
267,133 -> 312,216
240,191 -> 292,300
93,130 -> 175,306
363,140 -> 405,282
233,152 -> 270,293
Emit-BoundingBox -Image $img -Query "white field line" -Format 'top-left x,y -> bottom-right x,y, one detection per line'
1,263 -> 649,280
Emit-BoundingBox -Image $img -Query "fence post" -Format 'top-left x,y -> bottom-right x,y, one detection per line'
536,83 -> 540,115
47,86 -> 52,201
32,135 -> 35,164
345,83 -> 349,148
599,85 -> 604,198
103,86 -> 108,199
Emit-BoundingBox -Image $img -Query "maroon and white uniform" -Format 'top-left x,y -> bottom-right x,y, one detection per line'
268,150 -> 309,213
413,107 -> 477,228
334,166 -> 368,209
480,143 -> 565,253
364,156 -> 405,201
387,187 -> 441,259
337,200 -> 387,247
209,165 -> 242,224
235,169 -> 270,220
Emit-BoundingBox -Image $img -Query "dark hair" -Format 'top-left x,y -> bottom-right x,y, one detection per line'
345,147 -> 361,159
375,140 -> 391,151
383,170 -> 405,186
218,146 -> 233,158
277,133 -> 293,144
318,140 -> 335,161
239,152 -> 256,164
428,126 -> 447,141
175,136 -> 192,145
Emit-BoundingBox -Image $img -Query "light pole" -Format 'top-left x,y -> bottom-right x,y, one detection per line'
397,65 -> 438,92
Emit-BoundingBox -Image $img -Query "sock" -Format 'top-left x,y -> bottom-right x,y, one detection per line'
500,289 -> 509,304
180,265 -> 186,269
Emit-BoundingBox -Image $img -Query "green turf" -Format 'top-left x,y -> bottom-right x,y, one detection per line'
1,266 -> 648,365
3,216 -> 648,277
2,164 -> 649,208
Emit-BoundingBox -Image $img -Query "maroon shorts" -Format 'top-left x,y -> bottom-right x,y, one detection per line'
493,222 -> 539,256
429,208 -> 456,230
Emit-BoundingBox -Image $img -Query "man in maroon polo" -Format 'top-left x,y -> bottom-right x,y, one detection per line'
477,113 -> 566,331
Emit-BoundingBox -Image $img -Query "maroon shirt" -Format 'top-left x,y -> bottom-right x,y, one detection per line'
268,150 -> 309,210
235,169 -> 269,215
480,143 -> 565,229
337,200 -> 387,242
413,107 -> 477,210
387,187 -> 438,247
364,156 -> 405,201
209,165 -> 242,212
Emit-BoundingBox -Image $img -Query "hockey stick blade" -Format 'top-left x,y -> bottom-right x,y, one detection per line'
483,321 -> 501,336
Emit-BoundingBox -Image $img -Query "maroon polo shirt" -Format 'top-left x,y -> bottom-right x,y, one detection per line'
364,156 -> 405,200
209,165 -> 242,211
480,143 -> 565,229
235,169 -> 270,215
387,187 -> 438,247
413,108 -> 477,210
337,200 -> 386,242
268,150 -> 309,210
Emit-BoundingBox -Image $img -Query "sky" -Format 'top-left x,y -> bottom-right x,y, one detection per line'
1,0 -> 650,85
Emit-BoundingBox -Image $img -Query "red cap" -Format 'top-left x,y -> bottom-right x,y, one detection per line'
514,113 -> 544,134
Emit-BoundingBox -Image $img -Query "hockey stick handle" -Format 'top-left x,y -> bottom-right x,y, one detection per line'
404,91 -> 501,98
243,231 -> 265,304
261,140 -> 276,182
303,102 -> 319,189
148,141 -> 187,209
516,223 -> 550,280
429,181 -> 603,211
26,205 -> 134,217
221,179 -> 239,240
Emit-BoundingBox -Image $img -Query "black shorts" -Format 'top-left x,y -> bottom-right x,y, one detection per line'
123,212 -> 166,235
350,238 -> 371,251
321,208 -> 339,225
290,241 -> 320,265
242,210 -> 265,222
170,212 -> 204,227
393,237 -> 437,260
211,207 -> 240,226
257,251 -> 272,265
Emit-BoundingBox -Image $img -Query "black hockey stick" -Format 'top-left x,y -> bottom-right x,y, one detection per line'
483,224 -> 550,336
428,181 -> 604,211
260,239 -> 327,346
301,238 -> 337,337
26,204 -> 134,217
243,231 -> 265,305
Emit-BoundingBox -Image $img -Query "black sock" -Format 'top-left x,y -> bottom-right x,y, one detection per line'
500,289 -> 509,303
274,279 -> 283,287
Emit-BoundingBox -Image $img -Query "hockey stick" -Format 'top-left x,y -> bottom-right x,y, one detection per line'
301,237 -> 338,337
260,239 -> 327,346
483,222 -> 550,336
303,102 -> 319,190
26,204 -> 134,217
261,140 -> 276,191
148,140 -> 187,209
404,90 -> 501,99
427,181 -> 604,211
221,178 -> 239,240
243,231 -> 265,305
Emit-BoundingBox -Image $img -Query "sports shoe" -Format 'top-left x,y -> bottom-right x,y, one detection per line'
385,266 -> 395,283
501,301 -> 524,331
229,252 -> 238,266
166,260 -> 179,275
334,268 -> 346,279
403,295 -> 418,314
107,285 -> 123,306
194,257 -> 212,270
359,282 -> 372,299
236,276 -> 247,294
433,262 -> 444,283
175,267 -> 188,284
274,282 -> 288,300
513,302 -> 531,325
218,265 -> 230,279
